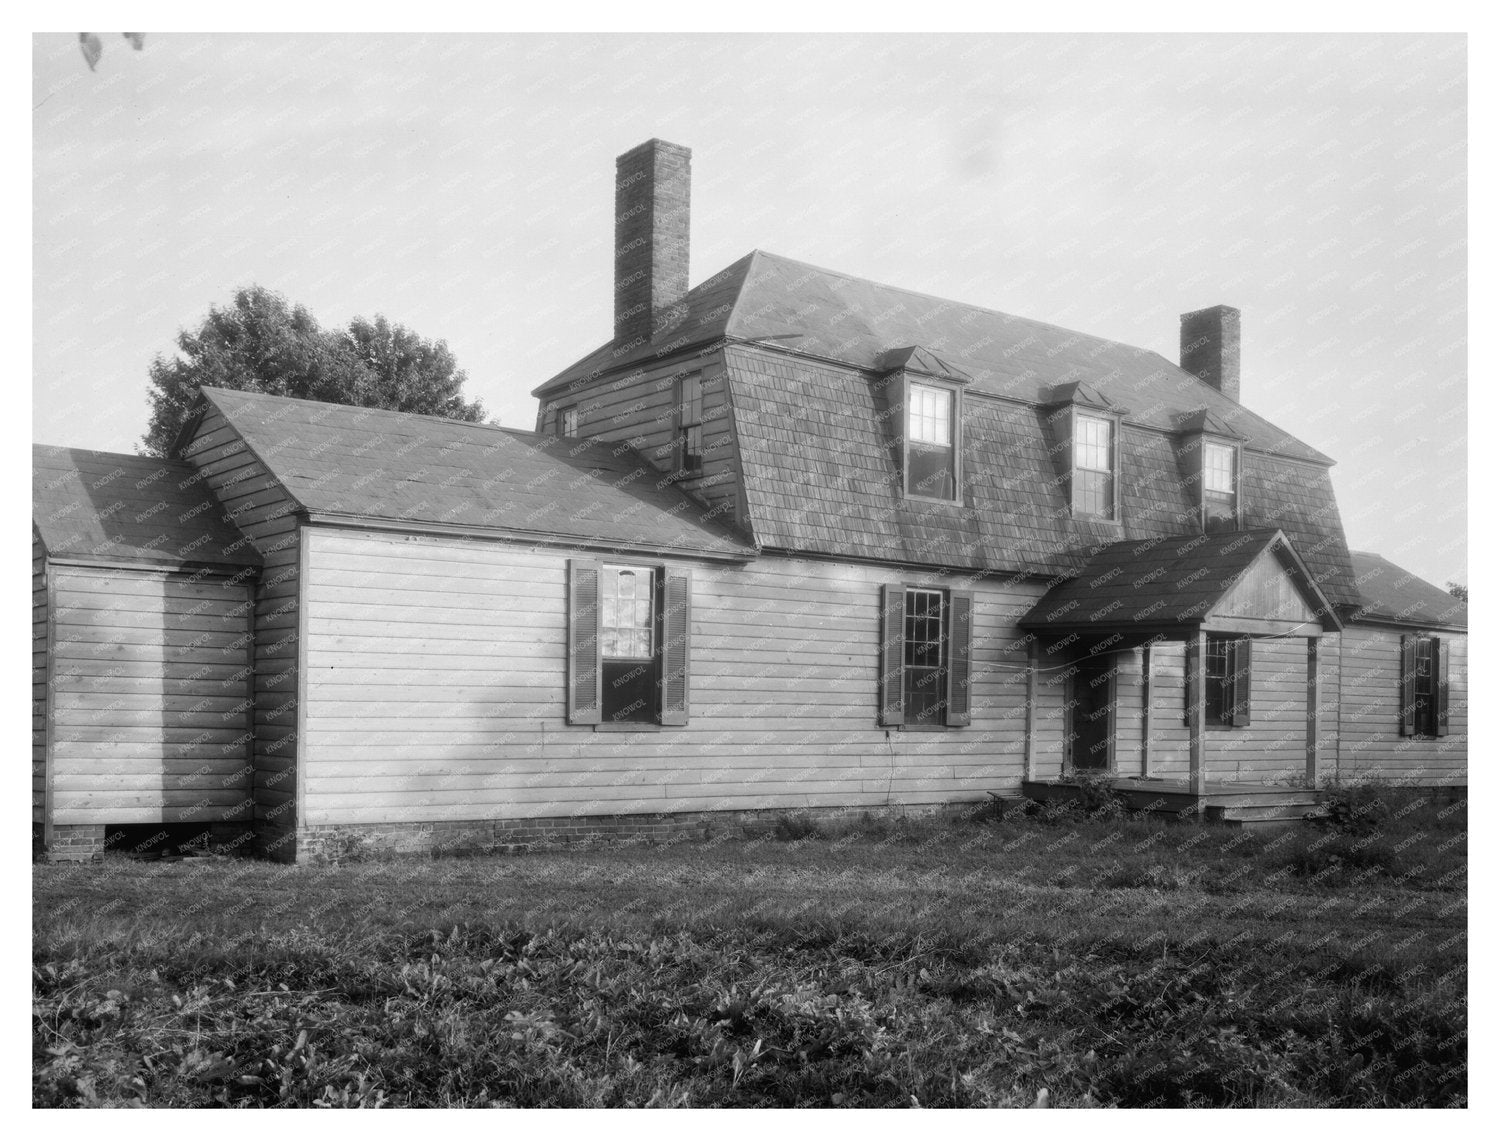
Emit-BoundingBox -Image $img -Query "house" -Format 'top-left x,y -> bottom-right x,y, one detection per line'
32,139 -> 1467,861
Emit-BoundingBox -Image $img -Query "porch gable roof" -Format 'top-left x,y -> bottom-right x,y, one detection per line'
1018,528 -> 1342,638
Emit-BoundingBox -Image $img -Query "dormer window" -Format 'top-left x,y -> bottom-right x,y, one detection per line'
1072,413 -> 1116,520
1202,440 -> 1238,532
676,373 -> 704,477
905,382 -> 958,500
558,405 -> 578,438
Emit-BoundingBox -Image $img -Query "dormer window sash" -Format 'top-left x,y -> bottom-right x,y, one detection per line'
1071,409 -> 1119,521
1200,437 -> 1240,533
902,378 -> 961,502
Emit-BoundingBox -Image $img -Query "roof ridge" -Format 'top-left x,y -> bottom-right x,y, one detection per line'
33,443 -> 169,464
201,386 -> 555,445
741,249 -> 1155,357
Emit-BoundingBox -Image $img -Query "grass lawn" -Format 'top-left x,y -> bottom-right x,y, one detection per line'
33,793 -> 1466,1108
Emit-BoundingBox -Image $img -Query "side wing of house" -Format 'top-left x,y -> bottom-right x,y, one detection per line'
293,525 -> 1061,855
44,563 -> 256,831
535,347 -> 750,534
33,532 -> 49,840
1338,625 -> 1467,785
32,445 -> 262,859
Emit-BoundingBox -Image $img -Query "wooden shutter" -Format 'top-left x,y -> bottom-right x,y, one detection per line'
878,584 -> 905,727
945,590 -> 973,727
1399,634 -> 1416,736
566,559 -> 602,725
659,567 -> 691,726
1434,637 -> 1450,737
1231,637 -> 1252,727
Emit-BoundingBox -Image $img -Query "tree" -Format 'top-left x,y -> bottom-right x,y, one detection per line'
1446,582 -> 1468,603
342,315 -> 486,422
142,286 -> 486,456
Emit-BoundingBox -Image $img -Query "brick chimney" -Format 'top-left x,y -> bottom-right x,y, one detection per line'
1179,305 -> 1241,403
614,139 -> 691,346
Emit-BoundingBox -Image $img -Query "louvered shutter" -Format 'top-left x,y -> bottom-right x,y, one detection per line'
566,559 -> 602,725
659,567 -> 691,726
945,591 -> 974,727
1399,634 -> 1416,736
1434,637 -> 1450,737
878,584 -> 905,727
1231,637 -> 1252,727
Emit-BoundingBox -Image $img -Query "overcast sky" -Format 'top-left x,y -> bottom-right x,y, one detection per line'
31,32 -> 1466,588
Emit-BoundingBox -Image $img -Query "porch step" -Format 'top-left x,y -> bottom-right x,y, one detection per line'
1200,792 -> 1324,810
1215,816 -> 1312,831
1207,801 -> 1323,825
1209,803 -> 1322,820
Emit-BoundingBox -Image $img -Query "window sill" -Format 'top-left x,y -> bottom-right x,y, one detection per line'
894,723 -> 951,733
594,721 -> 662,733
903,492 -> 962,505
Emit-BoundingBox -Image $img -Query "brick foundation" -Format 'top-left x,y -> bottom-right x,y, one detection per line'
41,824 -> 107,863
296,802 -> 974,864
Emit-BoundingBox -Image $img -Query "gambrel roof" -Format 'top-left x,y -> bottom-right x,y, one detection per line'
32,444 -> 260,570
191,388 -> 754,560
534,251 -> 1357,606
536,249 -> 1331,464
1348,550 -> 1467,630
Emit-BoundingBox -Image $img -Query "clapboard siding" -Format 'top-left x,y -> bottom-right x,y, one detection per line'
1337,624 -> 1467,783
33,534 -> 49,825
180,409 -> 301,855
299,525 -> 1054,826
1131,636 -> 1340,785
46,564 -> 254,826
538,350 -> 747,533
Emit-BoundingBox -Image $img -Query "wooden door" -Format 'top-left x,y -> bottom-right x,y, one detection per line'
1069,654 -> 1115,772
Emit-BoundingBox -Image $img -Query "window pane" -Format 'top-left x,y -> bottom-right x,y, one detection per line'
1204,637 -> 1235,725
1204,442 -> 1235,492
907,442 -> 955,498
1075,416 -> 1112,472
908,385 -> 951,445
601,566 -> 653,661
683,377 -> 703,425
1075,469 -> 1113,518
903,588 -> 947,725
559,407 -> 578,437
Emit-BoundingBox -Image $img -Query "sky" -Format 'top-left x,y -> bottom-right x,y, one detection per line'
30,31 -> 1467,588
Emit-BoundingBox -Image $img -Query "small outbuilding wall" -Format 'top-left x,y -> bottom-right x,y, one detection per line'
43,563 -> 256,831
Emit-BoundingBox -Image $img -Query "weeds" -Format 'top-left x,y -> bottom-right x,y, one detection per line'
35,803 -> 1465,1107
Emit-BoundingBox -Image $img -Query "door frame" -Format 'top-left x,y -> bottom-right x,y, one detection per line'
1066,652 -> 1117,774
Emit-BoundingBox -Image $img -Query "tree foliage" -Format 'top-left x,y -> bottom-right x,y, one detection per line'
1446,582 -> 1468,603
142,286 -> 486,457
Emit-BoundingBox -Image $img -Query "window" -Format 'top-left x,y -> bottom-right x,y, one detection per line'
558,406 -> 579,438
1073,414 -> 1115,519
905,383 -> 958,500
677,374 -> 704,476
566,560 -> 691,727
1191,636 -> 1251,727
878,584 -> 973,728
1401,634 -> 1449,737
903,589 -> 947,725
1202,440 -> 1237,532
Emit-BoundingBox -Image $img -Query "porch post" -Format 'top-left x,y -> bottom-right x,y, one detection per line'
1186,632 -> 1207,800
1305,635 -> 1320,788
1139,642 -> 1153,777
1024,637 -> 1039,781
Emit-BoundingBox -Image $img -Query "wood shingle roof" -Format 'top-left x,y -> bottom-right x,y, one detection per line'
1018,529 -> 1340,636
197,388 -> 754,560
32,444 -> 260,569
1348,551 -> 1467,630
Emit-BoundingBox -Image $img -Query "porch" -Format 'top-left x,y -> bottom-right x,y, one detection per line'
1020,776 -> 1325,828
